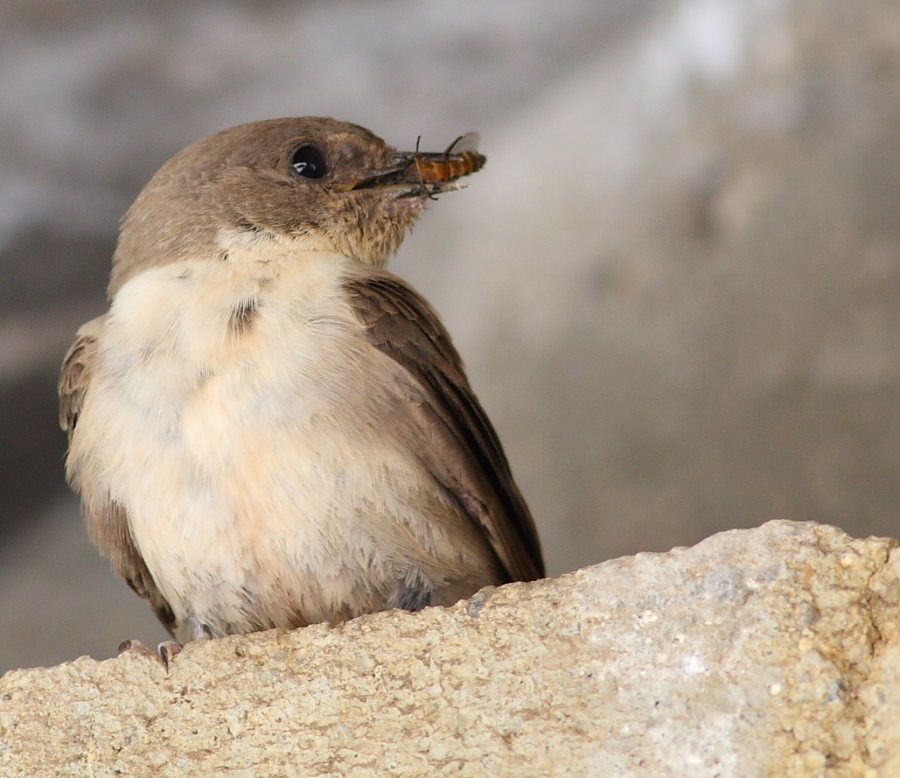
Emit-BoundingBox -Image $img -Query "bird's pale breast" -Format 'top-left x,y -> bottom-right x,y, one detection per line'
69,246 -> 497,639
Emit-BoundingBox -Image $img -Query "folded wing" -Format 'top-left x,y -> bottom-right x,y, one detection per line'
343,271 -> 545,582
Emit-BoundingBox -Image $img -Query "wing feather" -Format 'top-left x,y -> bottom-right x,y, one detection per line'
343,271 -> 544,582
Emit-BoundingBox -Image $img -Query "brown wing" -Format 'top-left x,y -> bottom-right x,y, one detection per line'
59,319 -> 177,634
58,320 -> 103,435
343,271 -> 544,582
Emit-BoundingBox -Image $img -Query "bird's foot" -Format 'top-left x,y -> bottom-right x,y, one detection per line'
157,640 -> 183,670
117,639 -> 183,672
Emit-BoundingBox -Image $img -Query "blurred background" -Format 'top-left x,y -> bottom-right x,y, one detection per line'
1,0 -> 898,671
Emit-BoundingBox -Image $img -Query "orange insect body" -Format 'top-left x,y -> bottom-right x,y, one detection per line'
413,150 -> 486,183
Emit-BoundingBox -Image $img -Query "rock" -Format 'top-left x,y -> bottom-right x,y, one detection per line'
1,520 -> 898,776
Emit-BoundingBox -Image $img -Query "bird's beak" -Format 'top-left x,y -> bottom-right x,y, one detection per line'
333,145 -> 486,194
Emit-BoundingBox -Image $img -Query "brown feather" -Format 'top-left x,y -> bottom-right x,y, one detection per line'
58,324 -> 101,435
342,270 -> 544,582
87,500 -> 177,634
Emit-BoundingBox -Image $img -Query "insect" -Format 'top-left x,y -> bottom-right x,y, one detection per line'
411,133 -> 486,183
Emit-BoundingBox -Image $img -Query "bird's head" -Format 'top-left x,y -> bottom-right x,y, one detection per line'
110,117 -> 485,296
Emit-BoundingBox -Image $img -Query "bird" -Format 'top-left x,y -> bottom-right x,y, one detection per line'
59,117 -> 544,663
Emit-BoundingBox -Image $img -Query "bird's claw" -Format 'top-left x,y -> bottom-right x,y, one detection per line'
117,639 -> 183,672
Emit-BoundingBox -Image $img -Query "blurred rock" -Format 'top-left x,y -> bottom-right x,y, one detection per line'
1,521 -> 898,776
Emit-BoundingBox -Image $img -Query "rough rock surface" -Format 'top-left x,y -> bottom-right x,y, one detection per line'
1,520 -> 898,777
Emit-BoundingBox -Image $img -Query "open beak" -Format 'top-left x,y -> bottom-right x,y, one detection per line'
334,144 -> 486,195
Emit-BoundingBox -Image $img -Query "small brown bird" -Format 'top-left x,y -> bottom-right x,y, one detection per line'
59,118 -> 543,660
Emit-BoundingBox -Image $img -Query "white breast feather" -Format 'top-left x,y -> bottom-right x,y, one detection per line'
70,248 -> 481,635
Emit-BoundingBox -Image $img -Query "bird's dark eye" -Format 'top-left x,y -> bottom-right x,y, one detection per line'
290,145 -> 327,179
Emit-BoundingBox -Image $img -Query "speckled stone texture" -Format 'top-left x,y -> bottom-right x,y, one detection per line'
1,520 -> 898,777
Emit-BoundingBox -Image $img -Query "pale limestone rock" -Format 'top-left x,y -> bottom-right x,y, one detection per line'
1,520 -> 898,777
